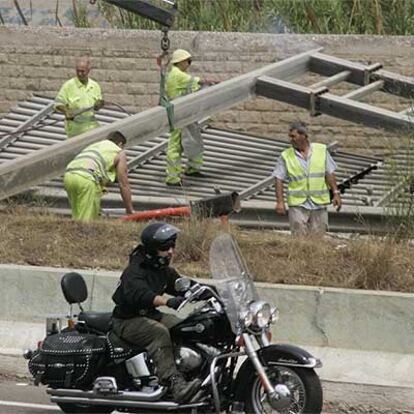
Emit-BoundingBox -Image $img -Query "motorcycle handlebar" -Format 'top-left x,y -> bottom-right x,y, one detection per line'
177,284 -> 222,312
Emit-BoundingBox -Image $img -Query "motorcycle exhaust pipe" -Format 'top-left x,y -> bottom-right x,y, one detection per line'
50,395 -> 179,410
47,387 -> 166,402
50,395 -> 209,410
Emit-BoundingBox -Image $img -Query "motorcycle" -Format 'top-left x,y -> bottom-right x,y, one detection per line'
24,232 -> 323,413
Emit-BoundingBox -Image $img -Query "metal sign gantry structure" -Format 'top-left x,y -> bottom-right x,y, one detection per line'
3,95 -> 413,233
0,48 -> 317,200
256,52 -> 414,132
0,48 -> 413,231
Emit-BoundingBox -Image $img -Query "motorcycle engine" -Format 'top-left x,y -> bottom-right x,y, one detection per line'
175,347 -> 203,374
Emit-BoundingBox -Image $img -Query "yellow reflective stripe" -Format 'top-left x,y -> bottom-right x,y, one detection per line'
288,175 -> 306,182
288,172 -> 326,182
287,189 -> 330,196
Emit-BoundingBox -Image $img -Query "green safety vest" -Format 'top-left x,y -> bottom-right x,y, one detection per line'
66,140 -> 121,186
282,143 -> 330,206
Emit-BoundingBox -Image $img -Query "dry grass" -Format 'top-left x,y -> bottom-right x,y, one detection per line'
0,207 -> 413,293
241,233 -> 414,293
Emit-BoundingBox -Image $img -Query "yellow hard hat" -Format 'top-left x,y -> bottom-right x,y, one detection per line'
171,49 -> 192,64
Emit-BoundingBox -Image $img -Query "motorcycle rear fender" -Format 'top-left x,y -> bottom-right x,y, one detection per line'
232,344 -> 321,403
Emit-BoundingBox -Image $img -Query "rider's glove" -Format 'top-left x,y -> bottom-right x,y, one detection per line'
166,296 -> 185,310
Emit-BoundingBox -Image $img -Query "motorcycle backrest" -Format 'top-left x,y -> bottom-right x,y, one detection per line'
61,272 -> 88,305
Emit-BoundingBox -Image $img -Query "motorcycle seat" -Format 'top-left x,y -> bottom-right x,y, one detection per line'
107,330 -> 147,357
78,311 -> 112,334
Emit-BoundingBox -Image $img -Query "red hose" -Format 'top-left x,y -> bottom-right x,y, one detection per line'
120,206 -> 191,222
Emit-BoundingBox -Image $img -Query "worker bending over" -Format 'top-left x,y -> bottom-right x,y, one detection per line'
64,131 -> 134,221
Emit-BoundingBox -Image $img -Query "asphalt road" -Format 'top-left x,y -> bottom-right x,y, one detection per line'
0,375 -> 413,414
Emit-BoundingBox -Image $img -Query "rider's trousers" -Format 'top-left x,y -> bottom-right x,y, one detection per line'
112,313 -> 181,384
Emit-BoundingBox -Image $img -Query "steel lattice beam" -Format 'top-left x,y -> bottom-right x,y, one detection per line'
310,52 -> 414,99
256,76 -> 414,132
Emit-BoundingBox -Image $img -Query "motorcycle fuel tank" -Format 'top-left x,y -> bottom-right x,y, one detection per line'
171,308 -> 233,345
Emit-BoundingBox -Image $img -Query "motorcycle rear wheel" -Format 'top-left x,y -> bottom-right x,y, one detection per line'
57,402 -> 113,413
244,366 -> 323,414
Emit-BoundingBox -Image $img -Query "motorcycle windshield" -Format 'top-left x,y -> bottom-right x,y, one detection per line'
209,233 -> 259,334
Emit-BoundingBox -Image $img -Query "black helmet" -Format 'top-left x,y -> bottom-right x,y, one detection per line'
140,222 -> 180,253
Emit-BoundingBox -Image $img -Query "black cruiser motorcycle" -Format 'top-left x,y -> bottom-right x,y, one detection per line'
25,233 -> 323,413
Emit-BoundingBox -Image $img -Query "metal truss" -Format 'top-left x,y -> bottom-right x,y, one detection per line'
0,49 -> 414,232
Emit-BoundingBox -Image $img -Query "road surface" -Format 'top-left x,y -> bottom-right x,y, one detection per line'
0,373 -> 413,414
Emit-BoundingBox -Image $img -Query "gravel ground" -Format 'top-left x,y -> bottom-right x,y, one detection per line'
322,381 -> 414,414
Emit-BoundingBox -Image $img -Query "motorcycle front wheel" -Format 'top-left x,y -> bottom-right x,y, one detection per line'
244,366 -> 323,414
57,402 -> 113,413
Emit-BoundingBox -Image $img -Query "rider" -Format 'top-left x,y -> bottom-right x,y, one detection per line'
111,222 -> 201,403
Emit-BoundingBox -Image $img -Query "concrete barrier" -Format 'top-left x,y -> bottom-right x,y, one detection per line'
256,283 -> 414,354
0,264 -> 413,387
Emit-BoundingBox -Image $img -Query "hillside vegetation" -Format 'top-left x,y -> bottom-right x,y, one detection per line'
6,1 -> 414,35
96,0 -> 414,35
1,207 -> 413,294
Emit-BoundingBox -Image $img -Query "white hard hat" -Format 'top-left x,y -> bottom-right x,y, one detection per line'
171,49 -> 192,64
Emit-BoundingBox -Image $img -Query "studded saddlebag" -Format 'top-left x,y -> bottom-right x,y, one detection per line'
28,331 -> 106,388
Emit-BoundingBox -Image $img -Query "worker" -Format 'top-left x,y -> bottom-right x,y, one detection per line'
64,131 -> 134,221
165,49 -> 217,186
55,57 -> 104,138
273,121 -> 342,235
111,222 -> 202,403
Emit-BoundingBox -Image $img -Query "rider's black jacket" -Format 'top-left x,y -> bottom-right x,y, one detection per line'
112,245 -> 180,321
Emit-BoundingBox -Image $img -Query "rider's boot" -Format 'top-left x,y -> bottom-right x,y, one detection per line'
169,374 -> 201,403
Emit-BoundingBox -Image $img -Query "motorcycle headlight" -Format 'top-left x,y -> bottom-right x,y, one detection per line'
270,306 -> 279,324
249,301 -> 271,329
256,303 -> 271,328
240,310 -> 253,328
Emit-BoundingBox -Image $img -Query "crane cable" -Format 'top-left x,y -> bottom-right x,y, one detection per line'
157,27 -> 175,132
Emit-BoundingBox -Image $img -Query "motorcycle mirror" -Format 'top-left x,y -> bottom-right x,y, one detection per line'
175,277 -> 192,292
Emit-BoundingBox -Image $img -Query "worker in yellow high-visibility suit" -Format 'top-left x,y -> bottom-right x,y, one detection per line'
55,58 -> 104,138
165,49 -> 217,186
64,131 -> 134,221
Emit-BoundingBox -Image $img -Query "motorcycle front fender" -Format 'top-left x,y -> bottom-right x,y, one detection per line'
232,344 -> 321,403
257,344 -> 322,369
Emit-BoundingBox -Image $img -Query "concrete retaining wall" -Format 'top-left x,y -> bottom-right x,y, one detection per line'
1,264 -> 413,353
1,26 -> 414,154
1,264 -> 413,387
